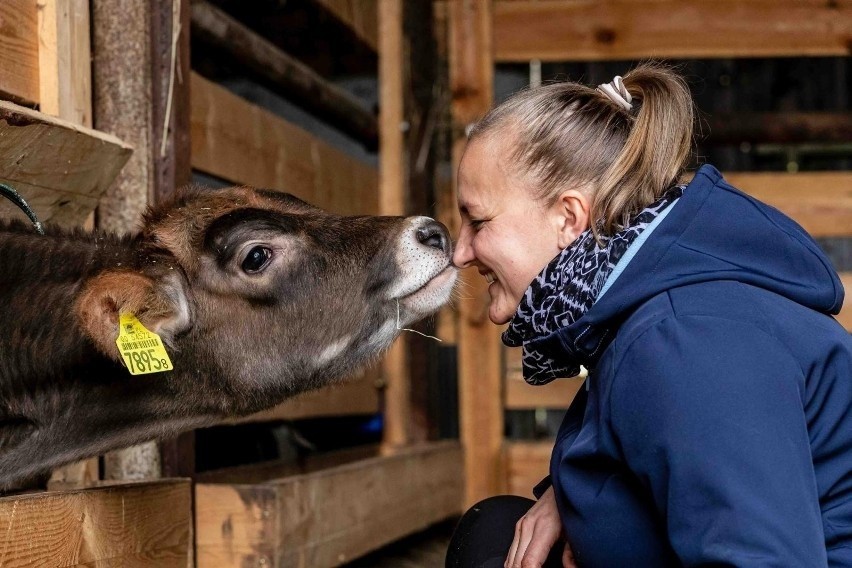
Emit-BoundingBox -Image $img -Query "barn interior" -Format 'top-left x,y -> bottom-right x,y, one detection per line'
0,1 -> 850,566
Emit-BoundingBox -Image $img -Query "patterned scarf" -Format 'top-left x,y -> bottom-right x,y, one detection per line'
502,186 -> 684,385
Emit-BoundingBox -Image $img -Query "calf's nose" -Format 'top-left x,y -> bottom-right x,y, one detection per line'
415,220 -> 451,255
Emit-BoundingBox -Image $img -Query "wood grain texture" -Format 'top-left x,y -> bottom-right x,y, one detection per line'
0,0 -> 39,104
723,172 -> 852,238
195,442 -> 463,568
0,100 -> 133,228
504,441 -> 552,499
493,0 -> 852,62
230,370 -> 380,424
37,0 -> 92,126
315,0 -> 378,51
448,0 -> 503,508
190,73 -> 379,216
378,0 -> 410,448
0,480 -> 191,567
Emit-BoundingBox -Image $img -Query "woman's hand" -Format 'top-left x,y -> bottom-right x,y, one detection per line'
505,486 -> 576,567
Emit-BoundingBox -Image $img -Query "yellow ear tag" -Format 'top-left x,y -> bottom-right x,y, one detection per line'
115,313 -> 174,375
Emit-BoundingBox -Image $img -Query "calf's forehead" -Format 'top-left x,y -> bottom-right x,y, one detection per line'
143,186 -> 400,268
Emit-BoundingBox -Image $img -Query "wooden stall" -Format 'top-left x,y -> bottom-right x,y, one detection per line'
0,2 -> 194,564
0,1 -> 460,566
187,1 -> 462,566
443,0 -> 852,504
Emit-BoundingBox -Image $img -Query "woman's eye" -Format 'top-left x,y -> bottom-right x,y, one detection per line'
241,246 -> 273,274
470,219 -> 486,231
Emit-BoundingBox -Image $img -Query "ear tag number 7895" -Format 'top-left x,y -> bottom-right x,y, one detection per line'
115,313 -> 174,375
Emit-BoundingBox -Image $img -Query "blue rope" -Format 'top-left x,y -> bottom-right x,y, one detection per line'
0,183 -> 44,235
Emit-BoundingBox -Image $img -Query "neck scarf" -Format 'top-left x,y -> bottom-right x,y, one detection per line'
502,185 -> 684,384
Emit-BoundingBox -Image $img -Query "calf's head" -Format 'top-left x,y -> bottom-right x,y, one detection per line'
77,186 -> 456,406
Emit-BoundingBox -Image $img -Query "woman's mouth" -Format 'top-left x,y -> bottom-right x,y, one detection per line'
484,272 -> 496,284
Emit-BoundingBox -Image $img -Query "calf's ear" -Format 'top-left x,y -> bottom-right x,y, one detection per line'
76,270 -> 193,361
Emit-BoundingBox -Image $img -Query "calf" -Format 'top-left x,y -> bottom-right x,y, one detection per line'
0,186 -> 456,489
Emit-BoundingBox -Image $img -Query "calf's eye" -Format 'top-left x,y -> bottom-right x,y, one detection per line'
241,246 -> 272,274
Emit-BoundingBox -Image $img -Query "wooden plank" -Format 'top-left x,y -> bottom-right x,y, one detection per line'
839,272 -> 852,332
0,100 -> 133,228
449,0 -> 502,507
38,0 -> 99,487
494,1 -> 852,62
195,441 -> 463,568
37,0 -> 92,126
723,172 -> 852,238
504,441 -> 552,499
379,0 -> 410,448
0,0 -> 40,105
0,480 -> 191,567
704,112 -> 852,145
231,370 -> 380,423
190,72 -> 379,216
191,1 -> 378,148
315,0 -> 379,51
195,445 -> 378,485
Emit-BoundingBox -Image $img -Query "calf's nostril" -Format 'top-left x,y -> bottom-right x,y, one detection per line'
416,224 -> 450,254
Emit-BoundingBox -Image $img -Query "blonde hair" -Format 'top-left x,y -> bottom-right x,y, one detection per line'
469,62 -> 694,239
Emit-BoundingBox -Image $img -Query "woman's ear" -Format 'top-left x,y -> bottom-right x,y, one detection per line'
553,189 -> 592,249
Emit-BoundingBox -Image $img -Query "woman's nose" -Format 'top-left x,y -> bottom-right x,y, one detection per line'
452,227 -> 474,268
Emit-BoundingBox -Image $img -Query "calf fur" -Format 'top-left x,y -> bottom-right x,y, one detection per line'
0,186 -> 456,489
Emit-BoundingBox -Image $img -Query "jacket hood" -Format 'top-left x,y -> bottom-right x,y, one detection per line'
527,164 -> 845,370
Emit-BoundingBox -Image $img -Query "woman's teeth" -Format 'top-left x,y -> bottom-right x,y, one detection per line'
485,273 -> 496,284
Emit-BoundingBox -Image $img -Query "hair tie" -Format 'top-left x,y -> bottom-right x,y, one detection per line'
597,76 -> 632,111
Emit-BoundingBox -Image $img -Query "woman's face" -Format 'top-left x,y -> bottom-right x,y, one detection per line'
453,136 -> 588,324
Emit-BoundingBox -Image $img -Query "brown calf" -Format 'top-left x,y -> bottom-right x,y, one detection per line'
0,186 -> 456,489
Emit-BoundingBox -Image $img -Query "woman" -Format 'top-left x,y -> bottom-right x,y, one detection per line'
446,63 -> 852,567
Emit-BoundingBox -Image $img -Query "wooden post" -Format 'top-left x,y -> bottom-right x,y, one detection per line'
39,0 -> 100,489
379,0 -> 411,449
448,0 -> 503,507
91,0 -> 193,482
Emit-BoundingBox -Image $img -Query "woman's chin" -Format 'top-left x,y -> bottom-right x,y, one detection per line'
488,305 -> 513,325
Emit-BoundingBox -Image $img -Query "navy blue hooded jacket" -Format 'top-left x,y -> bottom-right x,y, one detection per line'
530,165 -> 852,566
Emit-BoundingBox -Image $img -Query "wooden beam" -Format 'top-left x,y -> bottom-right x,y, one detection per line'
378,0 -> 411,448
493,0 -> 852,62
449,0 -> 503,507
230,370 -> 380,424
37,0 -> 99,488
724,172 -> 852,238
0,0 -> 39,105
37,0 -> 92,126
195,444 -> 378,484
151,0 -> 193,204
195,441 -> 463,567
315,0 -> 379,51
0,480 -> 192,566
0,100 -> 133,228
704,112 -> 852,145
191,1 -> 378,148
504,441 -> 552,499
190,72 -> 379,215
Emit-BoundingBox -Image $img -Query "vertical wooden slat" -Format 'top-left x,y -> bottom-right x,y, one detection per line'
379,0 -> 411,448
151,0 -> 195,481
37,0 -> 92,126
0,0 -> 40,105
38,0 -> 100,489
448,0 -> 501,507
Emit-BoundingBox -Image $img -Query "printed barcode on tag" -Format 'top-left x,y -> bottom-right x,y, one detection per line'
120,339 -> 159,350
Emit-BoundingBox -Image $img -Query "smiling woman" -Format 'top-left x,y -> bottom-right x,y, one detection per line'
454,136 -> 590,325
447,62 -> 852,568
